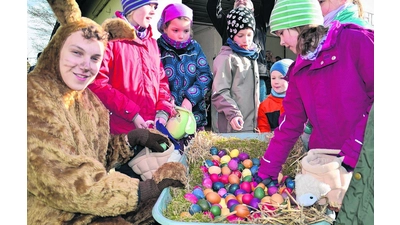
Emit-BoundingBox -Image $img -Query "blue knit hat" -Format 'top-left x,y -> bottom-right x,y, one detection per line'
270,58 -> 294,77
121,0 -> 158,16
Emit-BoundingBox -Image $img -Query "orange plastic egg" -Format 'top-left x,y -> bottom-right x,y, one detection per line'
261,196 -> 271,203
221,166 -> 232,175
203,188 -> 214,196
236,193 -> 244,204
228,174 -> 240,184
180,211 -> 192,218
270,193 -> 284,208
242,159 -> 253,168
234,204 -> 250,218
206,191 -> 222,204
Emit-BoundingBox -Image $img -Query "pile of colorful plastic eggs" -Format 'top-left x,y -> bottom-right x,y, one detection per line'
182,146 -> 296,222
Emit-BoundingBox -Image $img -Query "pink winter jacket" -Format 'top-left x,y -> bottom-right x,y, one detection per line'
89,21 -> 173,134
258,22 -> 374,180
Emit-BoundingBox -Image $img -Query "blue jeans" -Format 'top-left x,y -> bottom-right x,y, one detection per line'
259,78 -> 267,102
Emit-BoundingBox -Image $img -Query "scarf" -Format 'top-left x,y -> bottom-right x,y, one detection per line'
300,32 -> 328,61
115,10 -> 148,39
161,33 -> 192,49
226,38 -> 259,60
271,89 -> 286,98
323,3 -> 349,26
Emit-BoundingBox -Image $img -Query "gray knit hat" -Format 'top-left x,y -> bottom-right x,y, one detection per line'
269,0 -> 323,35
226,7 -> 255,39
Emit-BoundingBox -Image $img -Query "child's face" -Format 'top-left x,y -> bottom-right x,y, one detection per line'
270,70 -> 288,94
275,29 -> 299,54
233,28 -> 254,50
128,4 -> 157,28
59,31 -> 104,91
164,18 -> 191,42
318,0 -> 344,17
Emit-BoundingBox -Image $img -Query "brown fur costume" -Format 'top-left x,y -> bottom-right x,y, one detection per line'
27,1 -> 186,224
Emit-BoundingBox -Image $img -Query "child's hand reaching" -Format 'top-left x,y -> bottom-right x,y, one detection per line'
230,117 -> 244,131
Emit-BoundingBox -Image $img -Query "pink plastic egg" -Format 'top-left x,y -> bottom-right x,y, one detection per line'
202,178 -> 213,188
242,193 -> 254,205
184,193 -> 198,204
228,159 -> 239,171
219,174 -> 229,184
209,173 -> 220,183
239,181 -> 252,193
218,187 -> 227,197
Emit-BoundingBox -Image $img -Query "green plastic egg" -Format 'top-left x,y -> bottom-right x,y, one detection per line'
254,187 -> 266,199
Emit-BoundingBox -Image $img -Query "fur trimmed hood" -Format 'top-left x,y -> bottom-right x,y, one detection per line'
102,17 -> 137,41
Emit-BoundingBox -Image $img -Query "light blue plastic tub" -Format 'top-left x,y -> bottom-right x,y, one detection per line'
152,133 -> 332,225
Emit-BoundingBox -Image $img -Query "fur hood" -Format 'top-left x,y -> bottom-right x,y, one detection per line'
102,17 -> 137,41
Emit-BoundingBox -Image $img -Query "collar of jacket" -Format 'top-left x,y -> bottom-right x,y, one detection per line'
291,21 -> 344,75
158,36 -> 194,52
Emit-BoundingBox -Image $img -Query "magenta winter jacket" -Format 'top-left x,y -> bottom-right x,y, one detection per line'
258,21 -> 374,180
89,23 -> 173,135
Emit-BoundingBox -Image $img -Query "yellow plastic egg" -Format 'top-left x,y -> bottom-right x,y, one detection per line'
220,155 -> 232,164
219,198 -> 227,208
221,207 -> 230,216
230,149 -> 240,158
242,168 -> 252,177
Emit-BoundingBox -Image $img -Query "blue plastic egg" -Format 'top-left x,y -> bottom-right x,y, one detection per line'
210,146 -> 219,155
189,204 -> 202,215
192,188 -> 205,199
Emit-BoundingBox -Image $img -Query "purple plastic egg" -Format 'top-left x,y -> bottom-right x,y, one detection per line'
249,197 -> 261,209
267,186 -> 278,196
231,157 -> 241,164
184,193 -> 199,204
234,188 -> 247,196
218,149 -> 227,158
226,199 -> 240,209
238,152 -> 249,161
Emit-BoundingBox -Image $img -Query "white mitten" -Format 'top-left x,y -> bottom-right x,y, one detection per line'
301,149 -> 352,210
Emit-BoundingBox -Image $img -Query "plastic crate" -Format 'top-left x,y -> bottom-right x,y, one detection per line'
152,133 -> 332,225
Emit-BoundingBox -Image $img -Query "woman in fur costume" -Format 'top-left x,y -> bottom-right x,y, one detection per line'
27,0 -> 187,224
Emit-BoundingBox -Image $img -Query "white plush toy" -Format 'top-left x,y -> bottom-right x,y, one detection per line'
295,173 -> 331,207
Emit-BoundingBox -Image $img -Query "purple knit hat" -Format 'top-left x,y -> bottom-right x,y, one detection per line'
157,3 -> 193,33
121,0 -> 158,16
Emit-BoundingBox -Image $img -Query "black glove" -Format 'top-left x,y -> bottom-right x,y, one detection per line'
127,128 -> 169,153
139,178 -> 184,203
336,153 -> 354,172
